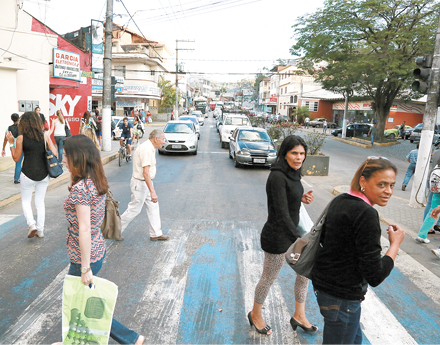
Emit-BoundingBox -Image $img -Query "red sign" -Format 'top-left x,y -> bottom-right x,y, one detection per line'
270,98 -> 277,103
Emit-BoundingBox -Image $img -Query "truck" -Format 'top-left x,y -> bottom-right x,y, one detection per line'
194,96 -> 208,114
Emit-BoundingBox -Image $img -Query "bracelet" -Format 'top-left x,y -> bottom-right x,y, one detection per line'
9,143 -> 15,148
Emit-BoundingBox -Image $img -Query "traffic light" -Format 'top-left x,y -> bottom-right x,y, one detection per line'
412,54 -> 433,94
111,76 -> 116,103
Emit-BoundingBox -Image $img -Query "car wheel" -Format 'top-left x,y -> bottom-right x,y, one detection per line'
234,157 -> 240,168
316,124 -> 321,128
229,148 -> 233,159
389,133 -> 395,139
410,139 -> 414,143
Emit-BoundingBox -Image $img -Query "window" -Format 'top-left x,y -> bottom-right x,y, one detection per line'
290,96 -> 293,103
294,95 -> 298,103
285,87 -> 287,94
304,101 -> 319,112
281,88 -> 283,95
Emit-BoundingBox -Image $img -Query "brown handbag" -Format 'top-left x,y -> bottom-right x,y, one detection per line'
100,190 -> 124,241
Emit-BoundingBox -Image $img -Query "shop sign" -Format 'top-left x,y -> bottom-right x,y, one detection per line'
53,48 -> 81,81
122,85 -> 161,97
82,71 -> 94,78
270,97 -> 277,103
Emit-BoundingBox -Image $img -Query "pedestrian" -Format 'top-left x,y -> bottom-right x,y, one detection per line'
6,111 -> 57,238
424,148 -> 440,235
323,119 -> 328,134
120,129 -> 169,241
305,117 -> 310,129
140,109 -> 145,123
119,117 -> 133,158
95,115 -> 102,147
133,115 -> 142,145
368,123 -> 377,146
312,156 -> 404,344
48,110 -> 70,163
2,113 -> 23,184
171,110 -> 174,121
248,135 -> 317,336
147,110 -> 152,123
402,143 -> 419,191
61,135 -> 144,345
80,111 -> 97,133
399,121 -> 406,140
35,106 -> 49,132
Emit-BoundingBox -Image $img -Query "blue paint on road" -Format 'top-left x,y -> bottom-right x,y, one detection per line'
0,215 -> 26,240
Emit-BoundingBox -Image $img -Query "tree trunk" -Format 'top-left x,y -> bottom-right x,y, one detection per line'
375,107 -> 388,142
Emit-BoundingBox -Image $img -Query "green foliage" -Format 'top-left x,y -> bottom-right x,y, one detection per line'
291,0 -> 440,140
304,130 -> 326,155
266,125 -> 283,140
253,73 -> 268,100
295,106 -> 310,124
158,76 -> 178,111
249,117 -> 268,129
276,122 -> 299,139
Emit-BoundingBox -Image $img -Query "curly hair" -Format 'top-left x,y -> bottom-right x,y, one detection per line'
18,112 -> 44,142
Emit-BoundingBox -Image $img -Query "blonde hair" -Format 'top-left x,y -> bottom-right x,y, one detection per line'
82,127 -> 100,150
56,110 -> 64,124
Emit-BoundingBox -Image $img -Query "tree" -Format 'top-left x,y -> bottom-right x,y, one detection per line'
219,87 -> 227,101
252,72 -> 268,101
291,0 -> 440,140
158,75 -> 177,111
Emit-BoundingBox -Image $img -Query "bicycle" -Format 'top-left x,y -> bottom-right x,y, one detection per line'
118,138 -> 131,166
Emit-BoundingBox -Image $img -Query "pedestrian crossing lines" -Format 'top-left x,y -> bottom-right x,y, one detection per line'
1,219 -> 440,344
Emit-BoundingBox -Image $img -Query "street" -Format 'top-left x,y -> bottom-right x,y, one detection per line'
1,117 -> 440,344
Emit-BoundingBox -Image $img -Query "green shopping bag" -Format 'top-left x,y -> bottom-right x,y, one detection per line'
62,275 -> 118,345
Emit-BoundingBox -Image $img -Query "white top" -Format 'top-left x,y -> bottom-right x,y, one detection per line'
54,119 -> 66,136
132,139 -> 156,180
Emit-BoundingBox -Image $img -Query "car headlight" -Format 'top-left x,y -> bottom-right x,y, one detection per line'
268,152 -> 277,157
237,150 -> 250,156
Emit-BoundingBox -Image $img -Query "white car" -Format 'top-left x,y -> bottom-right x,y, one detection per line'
213,108 -> 222,119
192,110 -> 205,126
179,115 -> 201,139
158,120 -> 198,155
111,116 -> 145,140
219,114 -> 252,148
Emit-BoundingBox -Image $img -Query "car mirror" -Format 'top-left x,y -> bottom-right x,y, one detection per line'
230,137 -> 235,142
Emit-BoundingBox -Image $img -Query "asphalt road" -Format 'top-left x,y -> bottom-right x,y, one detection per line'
0,117 -> 439,344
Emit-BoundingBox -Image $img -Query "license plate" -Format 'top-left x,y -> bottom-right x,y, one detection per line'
253,158 -> 266,164
172,144 -> 181,149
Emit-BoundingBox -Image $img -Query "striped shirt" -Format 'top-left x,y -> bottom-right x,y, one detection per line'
64,179 -> 106,264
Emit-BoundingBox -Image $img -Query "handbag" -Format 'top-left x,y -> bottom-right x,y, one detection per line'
62,275 -> 118,345
44,136 -> 63,178
100,190 -> 124,241
285,201 -> 331,279
65,123 -> 71,137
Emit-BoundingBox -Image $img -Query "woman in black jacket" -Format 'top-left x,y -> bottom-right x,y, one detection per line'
312,157 -> 405,344
248,135 -> 316,335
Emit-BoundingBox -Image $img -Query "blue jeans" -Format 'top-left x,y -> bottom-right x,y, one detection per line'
54,136 -> 66,163
370,135 -> 375,145
68,256 -> 140,344
315,289 -> 362,344
403,163 -> 416,186
418,192 -> 440,239
424,191 -> 440,226
14,152 -> 24,181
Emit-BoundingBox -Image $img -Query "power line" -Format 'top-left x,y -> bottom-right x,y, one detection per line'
0,47 -> 48,65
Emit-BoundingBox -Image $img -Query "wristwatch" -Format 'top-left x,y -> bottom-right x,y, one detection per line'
81,267 -> 91,274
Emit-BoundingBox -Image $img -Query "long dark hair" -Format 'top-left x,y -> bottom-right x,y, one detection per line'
64,135 -> 108,195
18,112 -> 44,142
274,135 -> 308,172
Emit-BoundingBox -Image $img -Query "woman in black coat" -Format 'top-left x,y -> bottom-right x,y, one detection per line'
248,135 -> 317,335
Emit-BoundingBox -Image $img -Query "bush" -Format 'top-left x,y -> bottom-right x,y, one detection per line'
250,117 -> 267,129
304,130 -> 326,155
276,122 -> 299,139
267,125 -> 283,140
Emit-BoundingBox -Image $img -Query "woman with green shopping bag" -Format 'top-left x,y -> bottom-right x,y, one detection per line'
61,135 -> 144,345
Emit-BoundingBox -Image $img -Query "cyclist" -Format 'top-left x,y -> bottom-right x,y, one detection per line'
119,117 -> 133,158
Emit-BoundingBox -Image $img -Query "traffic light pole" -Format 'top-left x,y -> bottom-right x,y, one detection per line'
409,14 -> 440,207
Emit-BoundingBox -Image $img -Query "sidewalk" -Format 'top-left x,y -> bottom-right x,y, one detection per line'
0,123 -> 166,210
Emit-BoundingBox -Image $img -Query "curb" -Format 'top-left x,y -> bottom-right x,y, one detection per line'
331,136 -> 400,148
0,151 -> 119,211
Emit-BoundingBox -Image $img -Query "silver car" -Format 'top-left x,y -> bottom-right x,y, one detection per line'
158,120 -> 198,155
229,127 -> 277,167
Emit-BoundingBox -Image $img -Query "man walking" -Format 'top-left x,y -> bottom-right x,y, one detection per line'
399,121 -> 406,140
368,123 -> 377,146
402,143 -> 419,191
120,129 -> 169,241
323,119 -> 328,134
2,113 -> 23,184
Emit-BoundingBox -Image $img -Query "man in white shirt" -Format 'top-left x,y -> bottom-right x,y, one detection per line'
120,129 -> 168,240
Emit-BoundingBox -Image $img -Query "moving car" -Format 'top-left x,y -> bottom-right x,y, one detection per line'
179,115 -> 200,139
229,127 -> 277,168
409,123 -> 440,143
219,114 -> 252,148
192,110 -> 205,126
112,116 -> 145,140
213,108 -> 222,119
331,123 -> 372,137
384,125 -> 412,139
158,120 -> 198,155
309,118 -> 337,128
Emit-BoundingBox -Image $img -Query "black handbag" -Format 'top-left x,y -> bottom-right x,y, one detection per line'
285,201 -> 331,279
44,136 -> 63,178
65,123 -> 71,137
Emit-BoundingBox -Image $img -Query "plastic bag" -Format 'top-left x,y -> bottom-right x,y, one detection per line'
62,275 -> 118,345
297,203 -> 314,237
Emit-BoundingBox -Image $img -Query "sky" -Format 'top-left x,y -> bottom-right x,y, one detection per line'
23,0 -> 326,83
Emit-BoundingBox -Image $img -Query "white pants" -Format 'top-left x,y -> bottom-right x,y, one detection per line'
121,177 -> 162,238
20,173 -> 50,232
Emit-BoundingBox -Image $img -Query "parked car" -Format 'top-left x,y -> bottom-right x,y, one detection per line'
404,126 -> 414,140
179,115 -> 200,139
331,123 -> 372,137
213,108 -> 222,119
409,123 -> 440,143
309,118 -> 337,128
229,127 -> 277,168
219,114 -> 252,148
384,125 -> 412,139
192,110 -> 205,126
112,116 -> 145,140
158,120 -> 198,155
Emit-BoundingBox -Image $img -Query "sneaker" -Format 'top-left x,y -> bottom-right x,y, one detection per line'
431,249 -> 440,258
415,236 -> 430,244
27,224 -> 37,238
150,235 -> 170,241
36,231 -> 44,238
14,180 -> 20,184
402,185 -> 406,191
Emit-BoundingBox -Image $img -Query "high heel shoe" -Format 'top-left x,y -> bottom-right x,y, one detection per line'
290,317 -> 318,333
247,312 -> 272,335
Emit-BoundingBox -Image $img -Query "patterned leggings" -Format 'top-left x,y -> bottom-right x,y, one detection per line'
254,251 -> 309,305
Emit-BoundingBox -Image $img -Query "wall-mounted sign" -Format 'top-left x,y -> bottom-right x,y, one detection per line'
91,19 -> 104,73
53,48 -> 81,81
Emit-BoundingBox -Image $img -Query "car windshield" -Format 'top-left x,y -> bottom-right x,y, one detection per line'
238,130 -> 271,142
164,123 -> 194,134
180,117 -> 198,124
225,117 -> 250,126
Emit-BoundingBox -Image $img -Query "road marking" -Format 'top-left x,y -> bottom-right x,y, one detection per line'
0,214 -> 21,226
198,151 -> 229,154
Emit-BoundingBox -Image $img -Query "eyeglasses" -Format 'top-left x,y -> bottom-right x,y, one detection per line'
360,156 -> 389,176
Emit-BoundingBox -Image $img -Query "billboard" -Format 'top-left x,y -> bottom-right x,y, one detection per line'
91,20 -> 104,72
53,48 -> 81,81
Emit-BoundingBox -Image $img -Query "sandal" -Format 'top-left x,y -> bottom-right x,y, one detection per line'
428,230 -> 435,234
247,312 -> 272,335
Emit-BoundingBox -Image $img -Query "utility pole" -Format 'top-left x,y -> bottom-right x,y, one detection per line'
410,14 -> 440,207
175,40 -> 194,118
342,89 -> 352,139
101,0 -> 113,152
